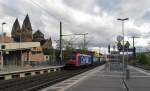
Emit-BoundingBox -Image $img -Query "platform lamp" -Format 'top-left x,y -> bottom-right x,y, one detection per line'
0,22 -> 6,70
117,18 -> 129,79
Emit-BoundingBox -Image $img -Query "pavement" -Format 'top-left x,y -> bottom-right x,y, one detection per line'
42,64 -> 150,91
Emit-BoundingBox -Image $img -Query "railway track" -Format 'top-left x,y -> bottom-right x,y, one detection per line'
0,65 -> 99,91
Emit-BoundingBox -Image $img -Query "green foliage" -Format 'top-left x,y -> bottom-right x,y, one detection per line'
137,53 -> 150,65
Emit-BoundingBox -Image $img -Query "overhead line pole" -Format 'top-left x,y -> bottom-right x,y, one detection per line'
128,36 -> 140,58
59,22 -> 88,64
83,34 -> 86,49
60,22 -> 62,65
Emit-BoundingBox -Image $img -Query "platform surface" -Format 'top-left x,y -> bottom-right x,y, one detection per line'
41,65 -> 150,91
66,66 -> 150,91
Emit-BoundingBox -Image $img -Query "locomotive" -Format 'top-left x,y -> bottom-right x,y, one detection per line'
64,51 -> 104,68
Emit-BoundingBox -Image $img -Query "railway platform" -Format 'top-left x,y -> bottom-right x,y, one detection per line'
0,65 -> 63,80
42,64 -> 150,91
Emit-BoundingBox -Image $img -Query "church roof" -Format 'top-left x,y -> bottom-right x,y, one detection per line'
12,18 -> 20,31
23,14 -> 31,26
33,30 -> 44,36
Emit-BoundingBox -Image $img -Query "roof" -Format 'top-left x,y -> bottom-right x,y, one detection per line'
0,42 -> 40,50
12,18 -> 20,30
33,30 -> 44,36
23,14 -> 31,26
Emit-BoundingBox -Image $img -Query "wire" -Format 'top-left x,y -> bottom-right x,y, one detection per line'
29,0 -> 89,34
30,0 -> 60,21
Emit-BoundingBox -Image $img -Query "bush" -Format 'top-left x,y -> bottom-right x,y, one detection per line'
137,53 -> 150,65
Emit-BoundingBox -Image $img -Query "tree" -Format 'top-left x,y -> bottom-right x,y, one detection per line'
55,38 -> 74,51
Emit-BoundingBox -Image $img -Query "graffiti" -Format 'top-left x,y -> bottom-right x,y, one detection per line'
78,55 -> 91,65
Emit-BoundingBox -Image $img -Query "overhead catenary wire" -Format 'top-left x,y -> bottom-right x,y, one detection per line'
29,0 -> 90,34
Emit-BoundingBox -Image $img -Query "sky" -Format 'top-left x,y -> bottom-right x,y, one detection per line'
0,0 -> 150,51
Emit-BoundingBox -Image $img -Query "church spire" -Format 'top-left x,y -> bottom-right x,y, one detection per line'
21,14 -> 33,42
23,14 -> 31,26
11,18 -> 21,42
12,18 -> 20,30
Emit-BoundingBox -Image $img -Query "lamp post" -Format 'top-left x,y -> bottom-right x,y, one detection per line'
1,22 -> 6,70
2,22 -> 6,43
117,18 -> 129,79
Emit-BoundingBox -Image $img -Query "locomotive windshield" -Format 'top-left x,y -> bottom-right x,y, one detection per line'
68,53 -> 76,60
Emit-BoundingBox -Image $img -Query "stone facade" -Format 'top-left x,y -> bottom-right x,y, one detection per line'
33,30 -> 52,49
11,18 -> 21,42
21,14 -> 32,42
33,30 -> 44,42
0,35 -> 14,43
42,38 -> 52,49
11,14 -> 32,42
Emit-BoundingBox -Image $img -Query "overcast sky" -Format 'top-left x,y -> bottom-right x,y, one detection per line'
0,0 -> 150,49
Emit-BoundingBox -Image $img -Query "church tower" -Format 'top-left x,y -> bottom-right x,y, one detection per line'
11,18 -> 21,42
21,14 -> 33,42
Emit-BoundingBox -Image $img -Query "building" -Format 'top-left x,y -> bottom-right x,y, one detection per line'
6,14 -> 54,66
11,14 -> 33,42
33,30 -> 44,42
33,30 -> 52,49
0,34 -> 14,43
21,14 -> 33,42
11,18 -> 21,42
0,42 -> 45,66
41,38 -> 52,49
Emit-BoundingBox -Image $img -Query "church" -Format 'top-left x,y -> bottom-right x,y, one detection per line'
11,14 -> 52,49
6,14 -> 53,66
11,14 -> 32,42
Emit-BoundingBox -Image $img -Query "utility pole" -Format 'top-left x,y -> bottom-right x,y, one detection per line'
108,44 -> 110,53
83,34 -> 86,49
60,22 -> 62,65
128,36 -> 139,58
59,22 -> 88,64
133,36 -> 136,57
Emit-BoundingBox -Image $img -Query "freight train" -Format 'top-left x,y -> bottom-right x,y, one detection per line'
64,51 -> 105,68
